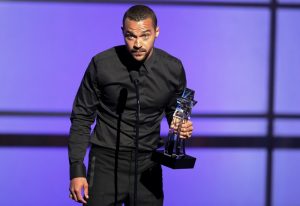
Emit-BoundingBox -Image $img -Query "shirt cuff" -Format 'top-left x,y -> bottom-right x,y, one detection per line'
70,163 -> 86,179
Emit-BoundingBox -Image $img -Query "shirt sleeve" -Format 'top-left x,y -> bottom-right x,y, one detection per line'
68,58 -> 100,179
165,60 -> 187,125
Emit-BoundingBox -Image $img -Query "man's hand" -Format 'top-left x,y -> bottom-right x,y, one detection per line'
69,177 -> 89,204
170,118 -> 194,139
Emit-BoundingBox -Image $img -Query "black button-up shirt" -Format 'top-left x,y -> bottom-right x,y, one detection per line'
68,45 -> 186,179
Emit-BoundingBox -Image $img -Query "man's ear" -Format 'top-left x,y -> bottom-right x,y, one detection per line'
155,26 -> 160,38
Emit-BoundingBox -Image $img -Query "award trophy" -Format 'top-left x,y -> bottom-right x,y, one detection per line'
152,88 -> 197,169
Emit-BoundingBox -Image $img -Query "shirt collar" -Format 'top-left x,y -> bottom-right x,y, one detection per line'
118,45 -> 156,73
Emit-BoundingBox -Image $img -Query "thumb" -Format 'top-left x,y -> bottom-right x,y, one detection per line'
84,181 -> 89,199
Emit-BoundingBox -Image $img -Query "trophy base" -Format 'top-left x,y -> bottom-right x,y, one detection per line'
152,150 -> 196,169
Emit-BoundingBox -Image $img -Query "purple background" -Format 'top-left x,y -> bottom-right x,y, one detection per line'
0,1 -> 300,206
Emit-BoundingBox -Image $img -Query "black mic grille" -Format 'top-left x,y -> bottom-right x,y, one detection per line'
130,70 -> 139,85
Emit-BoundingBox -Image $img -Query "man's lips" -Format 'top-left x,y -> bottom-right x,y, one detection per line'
134,52 -> 143,56
132,50 -> 146,54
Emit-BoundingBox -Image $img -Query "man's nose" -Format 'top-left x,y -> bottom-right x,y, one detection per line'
134,38 -> 142,48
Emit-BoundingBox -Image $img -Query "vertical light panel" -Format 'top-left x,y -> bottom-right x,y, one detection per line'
275,9 -> 300,113
154,6 -> 270,114
0,2 -> 128,112
163,148 -> 266,205
273,149 -> 300,206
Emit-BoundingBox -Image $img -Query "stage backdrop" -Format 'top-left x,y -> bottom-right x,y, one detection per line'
0,1 -> 300,206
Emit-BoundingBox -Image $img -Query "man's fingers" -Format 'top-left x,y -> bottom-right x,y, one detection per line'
179,132 -> 192,139
69,177 -> 89,203
171,119 -> 193,139
70,190 -> 77,201
181,121 -> 193,128
171,117 -> 182,128
75,188 -> 87,204
84,182 -> 89,199
181,121 -> 193,131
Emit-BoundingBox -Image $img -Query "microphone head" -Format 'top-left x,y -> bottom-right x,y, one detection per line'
130,70 -> 139,84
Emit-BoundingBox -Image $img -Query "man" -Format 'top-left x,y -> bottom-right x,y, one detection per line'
68,5 -> 193,206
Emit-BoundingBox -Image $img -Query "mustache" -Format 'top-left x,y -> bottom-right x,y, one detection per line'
131,49 -> 147,53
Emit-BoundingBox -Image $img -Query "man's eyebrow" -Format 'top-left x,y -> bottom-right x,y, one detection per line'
124,30 -> 151,37
141,30 -> 151,34
125,31 -> 137,37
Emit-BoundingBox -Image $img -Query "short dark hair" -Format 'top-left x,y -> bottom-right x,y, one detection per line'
122,5 -> 157,28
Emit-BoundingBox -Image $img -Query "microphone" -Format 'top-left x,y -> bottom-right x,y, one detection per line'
130,70 -> 139,86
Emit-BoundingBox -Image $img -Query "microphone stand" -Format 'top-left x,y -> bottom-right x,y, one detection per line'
133,79 -> 140,206
114,88 -> 127,206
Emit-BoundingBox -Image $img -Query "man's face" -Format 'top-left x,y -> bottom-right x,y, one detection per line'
122,17 -> 159,62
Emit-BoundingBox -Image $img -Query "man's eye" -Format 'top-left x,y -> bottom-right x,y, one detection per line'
126,35 -> 135,40
142,34 -> 150,40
